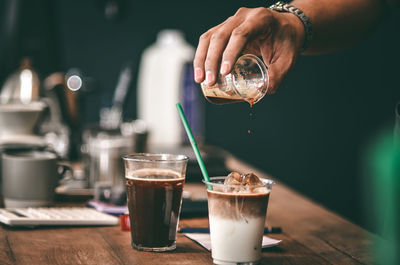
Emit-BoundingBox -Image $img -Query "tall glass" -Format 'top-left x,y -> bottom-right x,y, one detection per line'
204,176 -> 274,265
123,153 -> 188,252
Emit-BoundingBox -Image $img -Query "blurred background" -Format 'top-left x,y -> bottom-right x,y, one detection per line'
0,0 -> 399,233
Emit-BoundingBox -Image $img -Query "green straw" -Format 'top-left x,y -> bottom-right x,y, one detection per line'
176,103 -> 210,183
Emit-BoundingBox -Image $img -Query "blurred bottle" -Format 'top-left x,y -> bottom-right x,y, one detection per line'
394,102 -> 400,146
137,30 -> 203,147
364,103 -> 400,265
181,62 -> 204,144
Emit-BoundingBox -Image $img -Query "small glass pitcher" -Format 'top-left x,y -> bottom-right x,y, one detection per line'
201,54 -> 269,106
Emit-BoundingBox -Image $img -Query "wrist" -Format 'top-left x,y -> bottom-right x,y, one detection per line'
269,1 -> 313,52
280,12 -> 306,53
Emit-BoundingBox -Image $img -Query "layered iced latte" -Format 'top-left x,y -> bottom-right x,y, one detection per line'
205,172 -> 273,265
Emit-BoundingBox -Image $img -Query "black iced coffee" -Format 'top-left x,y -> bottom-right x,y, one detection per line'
123,154 -> 188,252
126,169 -> 184,251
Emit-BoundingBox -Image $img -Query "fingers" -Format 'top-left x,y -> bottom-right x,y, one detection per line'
194,8 -> 250,85
193,31 -> 211,83
204,26 -> 232,85
193,19 -> 231,84
202,16 -> 244,86
194,7 -> 275,86
219,24 -> 250,76
221,9 -> 274,75
199,20 -> 253,85
194,6 -> 301,97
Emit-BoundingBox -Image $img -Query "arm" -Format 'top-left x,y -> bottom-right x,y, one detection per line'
193,0 -> 391,94
293,0 -> 387,55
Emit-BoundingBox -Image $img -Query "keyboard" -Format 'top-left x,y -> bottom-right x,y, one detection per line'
0,207 -> 119,227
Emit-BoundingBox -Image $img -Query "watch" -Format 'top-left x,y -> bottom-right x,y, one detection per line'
269,1 -> 313,52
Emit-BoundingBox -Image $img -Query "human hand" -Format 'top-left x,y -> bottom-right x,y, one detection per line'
193,7 -> 305,94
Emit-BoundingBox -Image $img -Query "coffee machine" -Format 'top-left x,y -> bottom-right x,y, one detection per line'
0,61 -> 74,204
0,61 -> 73,153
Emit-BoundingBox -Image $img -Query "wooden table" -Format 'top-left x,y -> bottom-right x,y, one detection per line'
0,155 -> 378,265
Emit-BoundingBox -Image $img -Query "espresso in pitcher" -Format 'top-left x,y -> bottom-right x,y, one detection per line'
126,169 -> 185,249
205,96 -> 246,105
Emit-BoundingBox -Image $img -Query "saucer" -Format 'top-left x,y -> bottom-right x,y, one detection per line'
0,134 -> 46,150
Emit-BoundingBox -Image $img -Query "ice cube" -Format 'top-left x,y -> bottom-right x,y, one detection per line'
223,172 -> 264,193
224,171 -> 243,185
242,173 -> 263,186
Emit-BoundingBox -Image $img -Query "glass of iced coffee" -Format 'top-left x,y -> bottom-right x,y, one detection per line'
204,172 -> 274,264
123,153 -> 188,252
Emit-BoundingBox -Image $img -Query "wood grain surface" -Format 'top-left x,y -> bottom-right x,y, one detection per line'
0,155 -> 377,265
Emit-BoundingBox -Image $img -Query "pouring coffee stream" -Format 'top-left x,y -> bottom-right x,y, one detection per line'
200,54 -> 267,136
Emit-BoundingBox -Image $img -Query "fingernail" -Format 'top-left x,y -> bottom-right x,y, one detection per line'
194,68 -> 202,82
220,62 -> 230,75
206,71 -> 213,85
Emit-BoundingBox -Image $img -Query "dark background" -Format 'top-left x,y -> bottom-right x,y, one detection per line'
1,0 -> 399,232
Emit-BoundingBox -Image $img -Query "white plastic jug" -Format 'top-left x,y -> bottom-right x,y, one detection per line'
137,30 -> 195,147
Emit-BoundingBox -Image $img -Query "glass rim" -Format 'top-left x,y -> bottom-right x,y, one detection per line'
122,153 -> 189,163
202,176 -> 274,189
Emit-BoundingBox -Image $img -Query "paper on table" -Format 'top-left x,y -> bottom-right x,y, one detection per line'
184,233 -> 281,251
